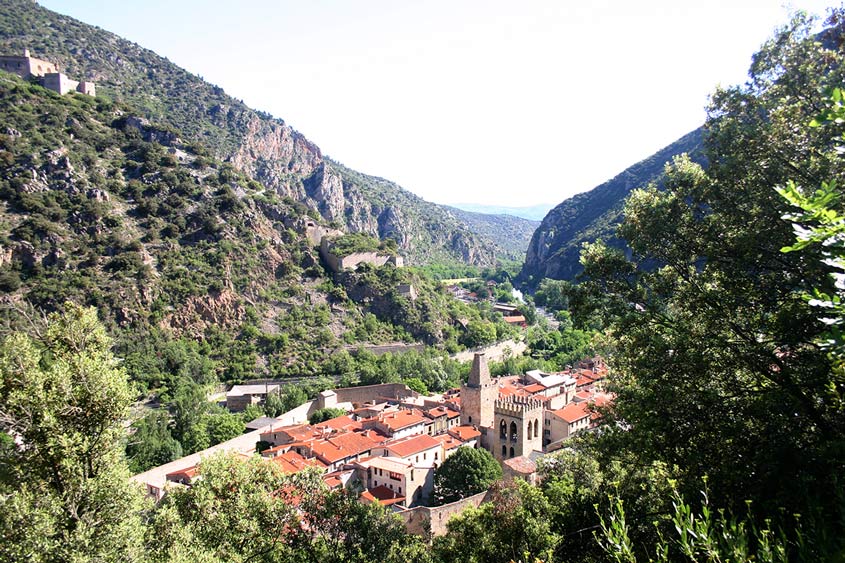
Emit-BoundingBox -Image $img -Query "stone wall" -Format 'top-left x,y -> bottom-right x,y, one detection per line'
333,383 -> 417,406
401,490 -> 490,537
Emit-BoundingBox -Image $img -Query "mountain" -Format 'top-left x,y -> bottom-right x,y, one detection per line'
0,0 -> 503,266
444,207 -> 539,260
449,203 -> 554,221
519,128 -> 705,286
0,71 -> 517,389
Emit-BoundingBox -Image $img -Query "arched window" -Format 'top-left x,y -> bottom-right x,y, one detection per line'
510,421 -> 517,441
502,445 -> 507,457
468,415 -> 472,424
534,418 -> 539,438
499,419 -> 507,438
527,420 -> 533,439
509,447 -> 515,458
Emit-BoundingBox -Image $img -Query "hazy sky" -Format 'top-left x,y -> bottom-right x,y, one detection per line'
41,1 -> 836,207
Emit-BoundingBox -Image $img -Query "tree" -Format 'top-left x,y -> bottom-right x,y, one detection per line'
205,411 -> 246,445
170,380 -> 210,453
431,447 -> 502,505
126,410 -> 183,473
0,304 -> 145,562
433,480 -> 558,563
578,12 -> 845,538
148,452 -> 307,563
150,453 -> 431,563
309,407 -> 348,425
402,376 -> 429,395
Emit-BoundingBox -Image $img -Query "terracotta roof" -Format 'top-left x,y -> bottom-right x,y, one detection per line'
166,465 -> 198,482
553,402 -> 592,424
449,425 -> 481,441
271,450 -> 327,474
425,406 -> 449,419
310,431 -> 381,464
503,315 -> 526,324
376,409 -> 427,432
434,433 -> 463,450
523,383 -> 545,394
503,456 -> 537,474
383,434 -> 442,458
361,485 -> 405,506
315,415 -> 360,432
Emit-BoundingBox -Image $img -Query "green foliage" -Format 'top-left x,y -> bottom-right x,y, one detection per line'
433,480 -> 558,563
126,410 -> 183,474
309,407 -> 348,425
577,12 -> 845,549
596,486 -> 800,563
326,232 -> 398,258
149,452 -> 431,563
0,304 -> 145,562
431,446 -> 502,506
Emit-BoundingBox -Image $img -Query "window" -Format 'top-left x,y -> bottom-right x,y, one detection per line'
510,421 -> 518,442
509,447 -> 515,458
468,415 -> 472,424
534,418 -> 539,438
499,419 -> 507,439
502,445 -> 507,457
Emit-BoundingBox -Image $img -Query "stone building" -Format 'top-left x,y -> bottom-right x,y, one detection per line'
491,396 -> 544,461
459,352 -> 609,461
459,353 -> 497,429
0,49 -> 95,96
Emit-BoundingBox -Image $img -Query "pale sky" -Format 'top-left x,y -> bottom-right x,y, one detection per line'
40,1 -> 837,207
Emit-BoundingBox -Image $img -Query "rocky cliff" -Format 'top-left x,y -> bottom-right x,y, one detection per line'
0,0 -> 499,266
519,128 -> 705,286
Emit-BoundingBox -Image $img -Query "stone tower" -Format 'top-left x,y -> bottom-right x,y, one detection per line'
492,396 -> 544,462
460,353 -> 497,430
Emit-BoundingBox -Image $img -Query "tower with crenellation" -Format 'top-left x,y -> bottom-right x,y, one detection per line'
492,396 -> 544,462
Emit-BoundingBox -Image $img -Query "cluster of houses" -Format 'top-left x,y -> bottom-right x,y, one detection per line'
145,353 -> 610,524
446,281 -> 527,327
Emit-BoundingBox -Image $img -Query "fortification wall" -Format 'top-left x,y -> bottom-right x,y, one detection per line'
333,382 -> 416,406
401,490 -> 490,537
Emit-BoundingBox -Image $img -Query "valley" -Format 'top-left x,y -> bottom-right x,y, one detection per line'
0,2 -> 843,563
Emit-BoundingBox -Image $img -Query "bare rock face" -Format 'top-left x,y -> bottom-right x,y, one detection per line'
231,116 -> 322,198
160,289 -> 247,338
378,206 -> 409,248
303,163 -> 345,222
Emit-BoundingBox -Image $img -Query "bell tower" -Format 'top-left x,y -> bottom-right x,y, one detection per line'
460,353 -> 497,430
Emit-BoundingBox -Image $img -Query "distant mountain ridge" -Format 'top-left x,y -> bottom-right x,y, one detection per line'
0,0 -> 509,266
449,203 -> 554,221
444,207 -> 539,260
519,128 -> 705,286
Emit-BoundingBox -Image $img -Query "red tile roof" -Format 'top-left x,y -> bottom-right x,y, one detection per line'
553,402 -> 592,424
383,434 -> 442,458
523,383 -> 545,394
361,485 -> 405,506
271,450 -> 327,474
310,431 -> 381,464
435,433 -> 463,450
375,409 -> 427,432
449,425 -> 481,441
315,415 -> 360,432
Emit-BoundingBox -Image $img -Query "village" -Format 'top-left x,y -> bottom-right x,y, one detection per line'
134,352 -> 611,536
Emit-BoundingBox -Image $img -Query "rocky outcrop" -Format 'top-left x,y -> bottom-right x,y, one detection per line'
520,128 -> 705,286
160,289 -> 247,338
230,115 -> 322,197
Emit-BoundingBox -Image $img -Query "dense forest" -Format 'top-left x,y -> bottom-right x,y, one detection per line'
1,8 -> 844,563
